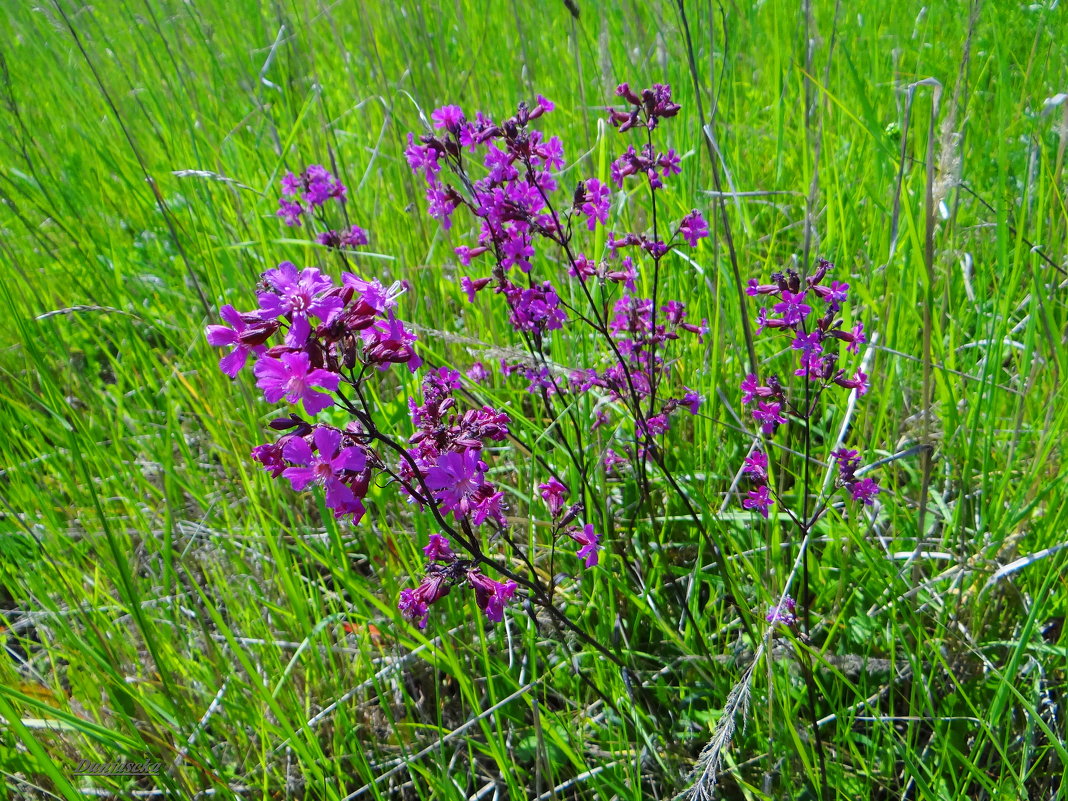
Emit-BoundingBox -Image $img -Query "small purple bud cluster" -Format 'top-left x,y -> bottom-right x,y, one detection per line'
607,82 -> 681,132
398,534 -> 518,629
831,449 -> 882,506
403,368 -> 510,527
277,164 -> 369,251
538,478 -> 599,568
404,84 -> 708,459
739,260 -> 881,518
765,595 -> 797,627
206,262 -> 420,521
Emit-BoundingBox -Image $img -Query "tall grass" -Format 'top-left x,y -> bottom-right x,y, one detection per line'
1,0 -> 1066,798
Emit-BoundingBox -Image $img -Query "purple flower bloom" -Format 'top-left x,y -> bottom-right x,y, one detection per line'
340,225 -> 369,248
281,171 -> 301,197
823,280 -> 849,305
847,322 -> 866,354
404,133 -> 441,180
773,290 -> 812,326
363,311 -> 420,372
681,389 -> 702,414
639,414 -> 670,438
678,210 -> 709,247
658,149 -> 681,177
469,487 -> 506,527
251,440 -> 288,477
740,374 -> 761,405
752,401 -> 787,435
431,105 -> 465,131
848,477 -> 881,505
569,523 -> 600,568
282,426 -> 366,514
461,276 -> 491,303
538,477 -> 568,518
466,362 -> 490,384
766,596 -> 797,626
794,351 -> 826,380
205,305 -> 270,378
506,282 -> 567,332
746,278 -> 780,297
742,449 -> 768,482
425,451 -> 484,516
277,198 -> 304,227
791,330 -> 823,354
603,449 -> 628,474
423,534 -> 456,563
834,369 -> 869,396
456,246 -> 489,267
467,570 -> 517,623
398,571 -> 451,629
254,351 -> 339,415
258,262 -> 343,347
578,178 -> 610,231
742,485 -> 773,518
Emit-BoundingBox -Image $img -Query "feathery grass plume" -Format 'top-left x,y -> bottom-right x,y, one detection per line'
674,660 -> 755,801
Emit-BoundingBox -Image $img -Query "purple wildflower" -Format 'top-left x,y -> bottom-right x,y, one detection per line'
848,477 -> 881,505
766,596 -> 797,626
678,210 -> 709,247
277,199 -> 304,227
538,477 -> 568,518
205,305 -> 272,378
742,485 -> 773,519
568,524 -> 600,568
424,451 -> 484,517
773,291 -> 812,325
254,352 -> 339,415
742,449 -> 768,482
467,570 -> 517,623
258,262 -> 343,347
466,362 -> 491,384
281,426 -> 366,515
398,571 -> 451,629
423,534 -> 457,563
431,105 -> 465,131
752,401 -> 787,435
578,178 -> 610,231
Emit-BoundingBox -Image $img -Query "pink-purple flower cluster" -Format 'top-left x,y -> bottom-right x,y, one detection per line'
538,478 -> 600,568
765,595 -> 797,627
276,165 -> 369,251
277,164 -> 347,226
402,368 -> 510,527
738,260 -> 881,518
397,534 -> 518,629
403,85 -> 709,459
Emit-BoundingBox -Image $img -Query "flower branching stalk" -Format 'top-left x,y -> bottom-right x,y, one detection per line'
735,259 -> 884,798
405,85 -> 755,640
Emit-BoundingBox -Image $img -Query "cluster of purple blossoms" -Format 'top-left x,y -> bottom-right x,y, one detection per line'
766,595 -> 797,627
277,164 -> 347,226
209,169 -> 534,629
398,534 -> 518,629
206,260 -> 420,521
404,84 -> 709,462
538,477 -> 600,568
738,260 -> 881,518
277,164 -> 369,251
831,449 -> 882,506
401,368 -> 510,527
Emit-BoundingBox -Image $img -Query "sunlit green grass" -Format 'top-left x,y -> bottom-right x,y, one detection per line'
1,0 -> 1067,798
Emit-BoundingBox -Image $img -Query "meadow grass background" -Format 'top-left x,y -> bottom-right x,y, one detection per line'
1,0 -> 1067,798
